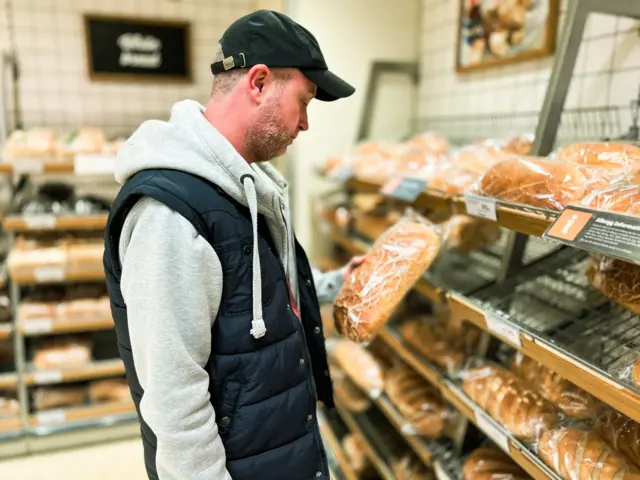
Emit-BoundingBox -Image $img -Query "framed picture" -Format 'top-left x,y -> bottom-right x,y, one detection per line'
456,0 -> 559,72
84,14 -> 192,83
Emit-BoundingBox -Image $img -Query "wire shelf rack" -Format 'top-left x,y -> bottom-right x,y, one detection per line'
470,248 -> 640,391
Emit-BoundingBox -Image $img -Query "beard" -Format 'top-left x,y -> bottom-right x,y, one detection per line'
245,94 -> 292,162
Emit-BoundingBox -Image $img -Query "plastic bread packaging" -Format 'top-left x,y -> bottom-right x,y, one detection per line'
554,142 -> 640,182
2,128 -> 57,159
586,254 -> 640,315
580,183 -> 640,216
33,337 -> 93,370
342,434 -> 376,476
384,360 -> 453,438
333,209 -> 444,343
461,362 -> 558,440
328,357 -> 371,413
33,385 -> 87,410
509,352 -> 603,419
462,446 -> 530,480
426,162 -> 483,196
408,131 -> 450,157
0,395 -> 20,418
538,427 -> 640,480
89,379 -> 131,404
476,155 -> 611,211
328,339 -> 385,398
393,453 -> 435,480
596,408 -> 640,469
444,215 -> 502,253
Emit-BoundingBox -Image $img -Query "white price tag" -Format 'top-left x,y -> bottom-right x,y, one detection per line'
34,267 -> 65,283
22,318 -> 53,334
485,311 -> 522,347
36,409 -> 67,426
475,409 -> 510,453
464,194 -> 497,221
24,215 -> 56,230
12,159 -> 44,174
433,461 -> 450,480
33,370 -> 63,385
74,154 -> 116,175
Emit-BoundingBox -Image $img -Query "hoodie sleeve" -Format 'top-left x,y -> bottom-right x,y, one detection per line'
311,265 -> 346,305
119,197 -> 232,480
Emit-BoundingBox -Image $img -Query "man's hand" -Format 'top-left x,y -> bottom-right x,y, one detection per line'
342,255 -> 366,280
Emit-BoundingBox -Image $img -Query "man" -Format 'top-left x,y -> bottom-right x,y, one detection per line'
103,9 -> 360,480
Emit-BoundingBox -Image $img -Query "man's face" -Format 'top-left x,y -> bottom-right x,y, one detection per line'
245,70 -> 317,162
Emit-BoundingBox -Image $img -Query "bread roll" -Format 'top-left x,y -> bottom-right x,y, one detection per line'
587,255 -> 640,315
445,215 -> 502,253
330,340 -> 384,396
334,218 -> 441,343
384,362 -> 448,438
342,434 -> 375,476
538,427 -> 640,480
89,379 -> 131,404
596,409 -> 640,469
393,454 -> 434,480
480,156 -> 603,211
510,353 -> 603,419
582,184 -> 640,216
34,338 -> 92,369
462,447 -> 529,480
463,363 -> 558,440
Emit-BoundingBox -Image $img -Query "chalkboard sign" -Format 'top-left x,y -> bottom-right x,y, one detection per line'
84,14 -> 192,83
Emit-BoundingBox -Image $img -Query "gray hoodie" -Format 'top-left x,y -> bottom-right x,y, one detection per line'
115,99 -> 345,480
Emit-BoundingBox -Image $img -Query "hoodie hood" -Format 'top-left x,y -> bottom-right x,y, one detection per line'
116,99 -> 296,340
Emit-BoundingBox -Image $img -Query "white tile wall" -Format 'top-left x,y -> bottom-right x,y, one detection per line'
418,0 -> 640,142
0,0 -> 259,138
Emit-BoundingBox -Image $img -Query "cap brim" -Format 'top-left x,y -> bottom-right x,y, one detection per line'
302,69 -> 355,102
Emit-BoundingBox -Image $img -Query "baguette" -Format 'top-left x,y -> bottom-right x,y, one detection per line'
334,217 -> 441,343
587,255 -> 640,315
462,363 -> 558,440
596,409 -> 640,469
384,362 -> 448,438
538,427 -> 640,480
330,340 -> 384,396
462,447 -> 529,480
510,353 -> 603,419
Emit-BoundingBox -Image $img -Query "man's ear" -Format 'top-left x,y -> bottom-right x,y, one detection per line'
247,65 -> 270,104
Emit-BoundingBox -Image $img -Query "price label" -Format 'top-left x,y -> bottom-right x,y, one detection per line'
433,461 -> 450,480
24,215 -> 56,230
74,154 -> 116,176
327,166 -> 353,183
12,159 -> 44,174
22,318 -> 53,334
34,267 -> 65,283
36,409 -> 67,426
485,311 -> 522,347
464,194 -> 497,221
380,177 -> 426,202
475,409 -> 510,453
33,370 -> 63,385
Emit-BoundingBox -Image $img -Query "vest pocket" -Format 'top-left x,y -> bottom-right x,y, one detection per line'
217,379 -> 241,436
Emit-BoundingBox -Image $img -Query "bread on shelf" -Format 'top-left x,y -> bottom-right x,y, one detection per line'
462,363 -> 558,440
2,128 -> 57,159
384,361 -> 449,438
89,379 -> 131,404
392,453 -> 435,480
342,433 -> 376,477
33,385 -> 86,410
33,338 -> 92,370
587,255 -> 640,315
556,142 -> 640,181
329,340 -> 384,396
462,446 -> 529,480
597,409 -> 640,469
334,215 -> 442,343
509,352 -> 603,419
581,184 -> 640,216
329,359 -> 371,413
538,427 -> 640,480
444,215 -> 502,253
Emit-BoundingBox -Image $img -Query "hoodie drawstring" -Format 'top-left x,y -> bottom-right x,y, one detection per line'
241,174 -> 267,339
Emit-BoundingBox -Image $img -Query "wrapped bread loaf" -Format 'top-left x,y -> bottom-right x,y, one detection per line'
479,156 -> 607,211
34,338 -> 92,369
342,434 -> 375,476
393,454 -> 434,480
587,255 -> 640,315
409,132 -> 450,156
384,362 -> 448,438
596,409 -> 640,469
427,164 -> 481,195
462,446 -> 530,480
0,396 -> 20,418
89,379 -> 131,404
463,363 -> 558,440
445,215 -> 502,253
581,184 -> 640,216
556,142 -> 640,175
330,340 -> 384,397
538,427 -> 640,480
510,353 -> 603,419
34,386 -> 86,410
334,215 -> 442,343
2,128 -> 56,159
400,317 -> 474,372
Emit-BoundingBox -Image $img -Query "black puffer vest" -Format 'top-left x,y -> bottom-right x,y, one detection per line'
103,169 -> 334,480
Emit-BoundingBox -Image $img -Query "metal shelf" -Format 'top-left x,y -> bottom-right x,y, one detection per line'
447,247 -> 640,427
3,214 -> 108,233
24,358 -> 124,386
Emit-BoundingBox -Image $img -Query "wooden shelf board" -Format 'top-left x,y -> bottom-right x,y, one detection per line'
11,265 -> 105,286
20,316 -> 113,336
4,215 -> 108,232
30,401 -> 135,427
25,359 -> 125,386
0,373 -> 18,390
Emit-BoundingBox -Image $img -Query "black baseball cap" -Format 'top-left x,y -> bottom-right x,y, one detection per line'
210,10 -> 355,102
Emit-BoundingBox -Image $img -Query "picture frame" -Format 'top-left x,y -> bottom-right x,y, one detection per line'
83,14 -> 193,84
455,0 -> 559,72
